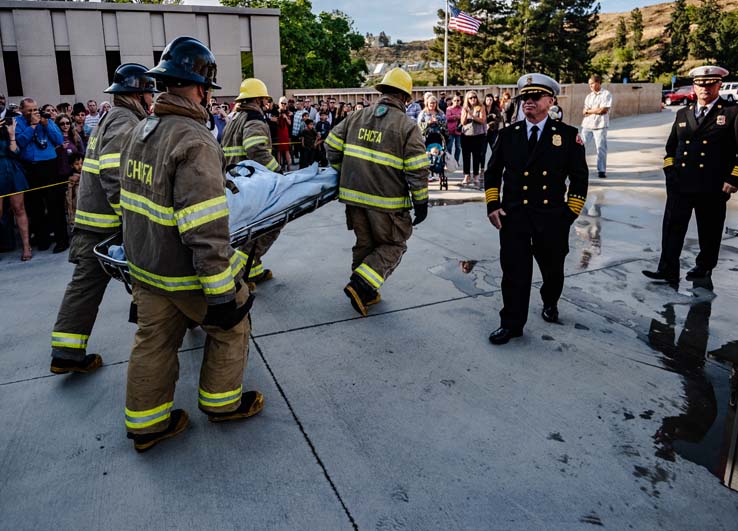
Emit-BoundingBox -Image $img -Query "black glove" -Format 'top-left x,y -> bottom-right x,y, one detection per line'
202,294 -> 254,330
412,203 -> 428,226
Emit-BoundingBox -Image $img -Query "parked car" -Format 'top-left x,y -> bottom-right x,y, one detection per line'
665,86 -> 696,106
720,82 -> 738,102
661,89 -> 674,103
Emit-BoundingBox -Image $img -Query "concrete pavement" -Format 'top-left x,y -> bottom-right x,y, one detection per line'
1,108 -> 737,530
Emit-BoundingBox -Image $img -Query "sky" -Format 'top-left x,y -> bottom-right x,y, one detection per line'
189,0 -> 667,42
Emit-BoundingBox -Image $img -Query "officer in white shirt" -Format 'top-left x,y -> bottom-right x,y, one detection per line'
580,74 -> 613,179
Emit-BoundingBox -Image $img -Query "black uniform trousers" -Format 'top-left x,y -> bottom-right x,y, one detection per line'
657,189 -> 728,275
23,159 -> 68,248
499,207 -> 570,330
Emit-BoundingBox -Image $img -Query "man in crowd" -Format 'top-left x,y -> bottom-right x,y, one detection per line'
221,77 -> 281,285
580,74 -> 612,179
485,73 -> 588,345
643,65 -> 738,285
405,96 -> 421,121
291,99 -> 307,164
84,99 -> 101,136
304,97 -> 318,121
326,67 -> 429,317
120,37 -> 262,452
15,98 -> 68,253
49,63 -> 156,376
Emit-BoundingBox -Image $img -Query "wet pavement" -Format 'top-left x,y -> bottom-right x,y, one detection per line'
1,108 -> 738,529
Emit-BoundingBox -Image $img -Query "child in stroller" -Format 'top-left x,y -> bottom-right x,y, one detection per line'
424,123 -> 448,190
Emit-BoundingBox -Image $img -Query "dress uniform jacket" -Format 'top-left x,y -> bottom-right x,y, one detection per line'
221,102 -> 280,172
120,93 -> 246,305
663,98 -> 738,193
325,95 -> 430,212
485,118 -> 588,219
75,101 -> 148,232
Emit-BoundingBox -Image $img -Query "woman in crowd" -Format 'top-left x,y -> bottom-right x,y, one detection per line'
99,101 -> 112,119
333,102 -> 348,126
417,95 -> 448,144
345,102 -> 353,114
445,95 -> 462,166
56,102 -> 71,117
501,91 -> 514,126
276,97 -> 293,171
483,94 -> 504,166
459,90 -> 486,187
0,116 -> 32,261
41,104 -> 58,122
72,102 -> 89,149
55,114 -> 84,231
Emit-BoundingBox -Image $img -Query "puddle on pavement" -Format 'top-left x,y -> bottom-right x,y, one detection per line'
428,258 -> 497,297
428,198 -> 484,207
647,296 -> 738,487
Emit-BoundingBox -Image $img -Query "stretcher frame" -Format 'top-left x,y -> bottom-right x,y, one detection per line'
93,186 -> 339,293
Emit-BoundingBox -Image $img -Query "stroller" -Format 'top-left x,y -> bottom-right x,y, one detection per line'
425,124 -> 448,190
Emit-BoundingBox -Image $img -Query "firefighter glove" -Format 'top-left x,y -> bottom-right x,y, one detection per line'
412,203 -> 428,226
203,295 -> 253,330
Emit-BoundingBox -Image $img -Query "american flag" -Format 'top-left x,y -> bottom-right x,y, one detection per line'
449,6 -> 482,35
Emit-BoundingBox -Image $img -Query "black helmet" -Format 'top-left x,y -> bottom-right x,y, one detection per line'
104,63 -> 159,94
147,36 -> 221,89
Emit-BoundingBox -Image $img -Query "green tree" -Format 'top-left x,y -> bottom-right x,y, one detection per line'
103,0 -> 184,4
630,8 -> 643,54
654,0 -> 690,75
690,0 -> 721,60
715,11 -> 738,74
220,0 -> 367,89
615,16 -> 627,48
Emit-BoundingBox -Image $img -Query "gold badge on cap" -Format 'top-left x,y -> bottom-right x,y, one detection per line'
526,76 -> 533,85
552,134 -> 562,147
717,115 -> 726,125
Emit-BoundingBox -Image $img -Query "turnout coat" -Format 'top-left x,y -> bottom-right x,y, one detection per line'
484,118 -> 588,224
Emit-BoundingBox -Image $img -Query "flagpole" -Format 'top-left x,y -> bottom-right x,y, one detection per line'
444,0 -> 448,87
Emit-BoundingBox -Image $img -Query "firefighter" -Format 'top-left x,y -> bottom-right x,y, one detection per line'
325,68 -> 430,317
120,37 -> 263,452
49,63 -> 156,375
221,78 -> 280,285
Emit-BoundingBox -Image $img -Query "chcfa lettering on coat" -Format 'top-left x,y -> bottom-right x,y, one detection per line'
358,128 -> 383,143
126,159 -> 153,186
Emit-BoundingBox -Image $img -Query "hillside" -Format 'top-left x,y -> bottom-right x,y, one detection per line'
357,0 -> 738,84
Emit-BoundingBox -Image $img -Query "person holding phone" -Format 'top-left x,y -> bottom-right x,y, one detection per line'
0,114 -> 32,260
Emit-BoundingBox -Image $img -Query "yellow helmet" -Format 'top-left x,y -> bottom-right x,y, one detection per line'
235,78 -> 269,101
375,68 -> 413,97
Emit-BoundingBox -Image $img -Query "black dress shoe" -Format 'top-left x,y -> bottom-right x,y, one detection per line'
642,269 -> 679,284
488,327 -> 523,345
52,241 -> 70,254
685,266 -> 711,280
542,305 -> 559,323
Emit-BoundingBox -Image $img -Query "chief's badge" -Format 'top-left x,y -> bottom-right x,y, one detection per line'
678,122 -> 687,127
526,76 -> 533,85
717,115 -> 726,126
552,134 -> 562,147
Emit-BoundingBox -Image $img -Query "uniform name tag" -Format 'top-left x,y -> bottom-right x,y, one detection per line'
678,122 -> 687,127
552,134 -> 562,147
717,116 -> 726,125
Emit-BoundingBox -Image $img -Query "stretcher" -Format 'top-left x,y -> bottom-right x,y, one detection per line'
93,185 -> 338,293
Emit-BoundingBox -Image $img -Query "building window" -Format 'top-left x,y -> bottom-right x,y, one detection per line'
241,52 -> 254,79
106,51 -> 121,85
55,51 -> 75,96
3,52 -> 23,97
153,50 -> 163,65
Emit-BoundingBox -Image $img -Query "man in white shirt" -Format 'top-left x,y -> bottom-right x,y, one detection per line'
83,99 -> 100,136
580,75 -> 612,179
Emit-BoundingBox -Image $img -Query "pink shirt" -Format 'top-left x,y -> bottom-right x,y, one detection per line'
446,106 -> 462,136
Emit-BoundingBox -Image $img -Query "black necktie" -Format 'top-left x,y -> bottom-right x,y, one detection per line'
697,107 -> 707,124
528,125 -> 539,154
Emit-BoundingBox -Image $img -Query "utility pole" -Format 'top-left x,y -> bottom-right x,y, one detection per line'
444,0 -> 449,87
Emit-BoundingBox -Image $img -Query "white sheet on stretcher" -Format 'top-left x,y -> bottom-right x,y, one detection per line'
225,161 -> 339,233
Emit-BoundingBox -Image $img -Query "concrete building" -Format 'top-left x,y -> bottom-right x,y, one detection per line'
0,0 -> 282,106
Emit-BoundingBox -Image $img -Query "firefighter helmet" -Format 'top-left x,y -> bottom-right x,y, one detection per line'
235,78 -> 270,101
147,36 -> 221,89
375,68 -> 413,98
105,63 -> 159,94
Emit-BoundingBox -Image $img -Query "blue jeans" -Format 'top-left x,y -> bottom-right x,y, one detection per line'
580,127 -> 608,174
447,134 -> 461,163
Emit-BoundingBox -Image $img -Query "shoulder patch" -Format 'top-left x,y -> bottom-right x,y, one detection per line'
140,116 -> 161,142
374,104 -> 389,117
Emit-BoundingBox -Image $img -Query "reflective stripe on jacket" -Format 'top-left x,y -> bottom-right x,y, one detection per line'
120,93 -> 244,305
325,94 -> 429,213
75,104 -> 146,232
221,103 -> 280,172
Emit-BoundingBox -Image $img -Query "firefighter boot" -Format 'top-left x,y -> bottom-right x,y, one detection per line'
251,269 -> 273,284
206,390 -> 265,423
128,409 -> 190,453
343,275 -> 378,317
50,354 -> 103,375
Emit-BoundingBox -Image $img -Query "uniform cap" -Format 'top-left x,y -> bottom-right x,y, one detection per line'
689,65 -> 729,85
517,73 -> 560,97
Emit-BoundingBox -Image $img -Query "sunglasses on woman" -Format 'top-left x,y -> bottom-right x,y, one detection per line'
59,121 -> 71,126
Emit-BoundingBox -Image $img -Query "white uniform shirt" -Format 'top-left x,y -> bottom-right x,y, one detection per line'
694,98 -> 718,118
581,89 -> 613,130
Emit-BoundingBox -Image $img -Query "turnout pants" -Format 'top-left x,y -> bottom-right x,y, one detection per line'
657,190 -> 728,275
346,205 -> 412,292
346,205 -> 413,290
499,208 -> 571,330
23,160 -> 69,248
51,230 -> 113,361
125,283 -> 251,435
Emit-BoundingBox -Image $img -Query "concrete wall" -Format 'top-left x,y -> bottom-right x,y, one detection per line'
0,0 -> 282,105
289,83 -> 664,121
